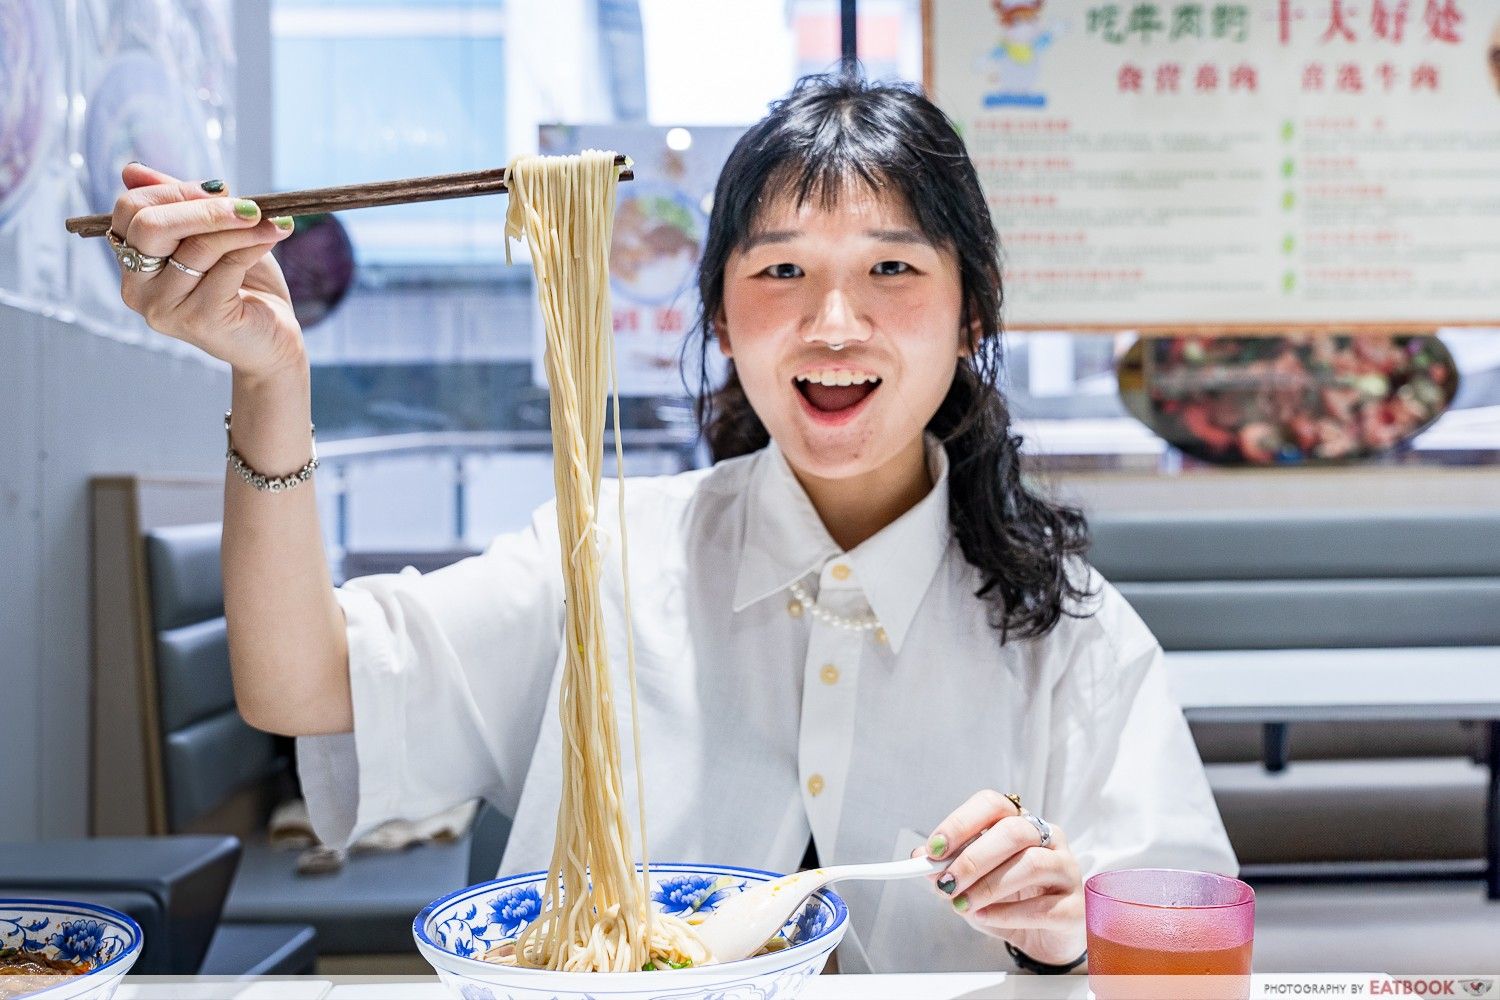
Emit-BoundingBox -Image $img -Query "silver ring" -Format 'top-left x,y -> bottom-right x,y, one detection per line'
168,257 -> 206,278
106,228 -> 167,274
1019,809 -> 1053,848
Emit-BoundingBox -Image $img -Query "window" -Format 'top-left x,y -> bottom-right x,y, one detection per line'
273,0 -> 508,265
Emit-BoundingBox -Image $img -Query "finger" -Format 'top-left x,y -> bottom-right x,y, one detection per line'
123,162 -> 185,189
925,790 -> 1022,862
971,893 -> 1078,934
934,815 -> 1038,898
112,164 -> 228,240
957,844 -> 1074,913
145,220 -> 292,314
125,195 -> 263,258
118,197 -> 267,310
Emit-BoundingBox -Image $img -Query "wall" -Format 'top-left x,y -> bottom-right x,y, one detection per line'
0,301 -> 230,841
0,0 -> 268,842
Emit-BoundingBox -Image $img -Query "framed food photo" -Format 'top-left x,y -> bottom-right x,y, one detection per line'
536,124 -> 742,398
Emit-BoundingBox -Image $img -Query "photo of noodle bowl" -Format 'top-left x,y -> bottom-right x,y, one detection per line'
1118,333 -> 1459,466
414,863 -> 848,1000
609,185 -> 705,306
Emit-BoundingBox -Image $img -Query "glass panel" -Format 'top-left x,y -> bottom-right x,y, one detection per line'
273,1 -> 507,265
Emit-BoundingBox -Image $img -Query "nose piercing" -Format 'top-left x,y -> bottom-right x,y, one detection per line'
827,341 -> 846,351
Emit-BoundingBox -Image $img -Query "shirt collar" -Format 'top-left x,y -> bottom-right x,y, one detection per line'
732,436 -> 953,655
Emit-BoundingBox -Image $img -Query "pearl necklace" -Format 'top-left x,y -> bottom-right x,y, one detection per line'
787,580 -> 887,643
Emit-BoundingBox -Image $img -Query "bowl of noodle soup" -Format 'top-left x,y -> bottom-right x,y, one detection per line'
414,862 -> 848,1000
0,899 -> 141,1000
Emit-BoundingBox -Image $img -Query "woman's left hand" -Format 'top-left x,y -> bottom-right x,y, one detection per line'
917,790 -> 1086,967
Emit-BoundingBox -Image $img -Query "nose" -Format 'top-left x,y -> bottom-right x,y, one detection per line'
801,286 -> 871,350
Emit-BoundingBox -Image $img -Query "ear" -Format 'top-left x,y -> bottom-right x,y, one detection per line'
715,306 -> 733,358
958,317 -> 984,359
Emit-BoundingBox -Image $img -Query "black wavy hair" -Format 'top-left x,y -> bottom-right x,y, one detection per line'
689,70 -> 1094,642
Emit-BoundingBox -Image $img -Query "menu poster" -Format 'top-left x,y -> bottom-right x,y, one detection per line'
925,0 -> 1500,331
537,124 -> 741,396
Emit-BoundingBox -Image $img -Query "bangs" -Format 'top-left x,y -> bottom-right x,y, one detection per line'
759,158 -> 894,221
730,97 -> 968,254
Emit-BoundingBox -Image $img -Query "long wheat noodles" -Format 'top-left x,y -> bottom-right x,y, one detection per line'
493,150 -> 711,973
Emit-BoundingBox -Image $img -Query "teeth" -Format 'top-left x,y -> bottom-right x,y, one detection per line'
795,370 -> 881,387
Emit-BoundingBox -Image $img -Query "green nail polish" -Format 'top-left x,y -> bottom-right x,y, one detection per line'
928,834 -> 948,858
234,199 -> 260,220
952,894 -> 969,913
271,216 -> 294,231
201,179 -> 225,193
936,873 -> 957,895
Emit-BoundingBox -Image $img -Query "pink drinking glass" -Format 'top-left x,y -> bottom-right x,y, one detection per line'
1085,868 -> 1255,1000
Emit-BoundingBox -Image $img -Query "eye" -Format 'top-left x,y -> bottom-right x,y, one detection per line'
872,260 -> 912,276
760,262 -> 804,279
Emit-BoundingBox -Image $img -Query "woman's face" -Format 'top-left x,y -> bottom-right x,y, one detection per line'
718,184 -> 967,482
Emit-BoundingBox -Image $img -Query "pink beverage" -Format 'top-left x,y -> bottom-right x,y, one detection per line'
1085,869 -> 1254,1000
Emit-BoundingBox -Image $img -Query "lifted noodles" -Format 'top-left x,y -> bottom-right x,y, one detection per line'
495,150 -> 711,973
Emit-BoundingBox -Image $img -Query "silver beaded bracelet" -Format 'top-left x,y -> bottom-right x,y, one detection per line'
224,410 -> 319,493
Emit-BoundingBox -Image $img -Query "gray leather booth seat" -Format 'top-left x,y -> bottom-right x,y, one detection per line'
147,525 -> 286,830
144,524 -> 509,959
1089,510 -> 1496,869
0,836 -> 315,976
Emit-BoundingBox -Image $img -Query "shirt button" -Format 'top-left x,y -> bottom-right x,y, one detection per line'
874,627 -> 889,645
820,664 -> 840,685
830,563 -> 851,581
807,774 -> 826,797
787,599 -> 804,618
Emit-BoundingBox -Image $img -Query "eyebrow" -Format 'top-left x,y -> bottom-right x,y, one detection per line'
742,227 -> 935,251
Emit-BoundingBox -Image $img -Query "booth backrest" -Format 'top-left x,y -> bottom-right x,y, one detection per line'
145,523 -> 286,831
1088,509 -> 1497,765
1090,510 -> 1500,651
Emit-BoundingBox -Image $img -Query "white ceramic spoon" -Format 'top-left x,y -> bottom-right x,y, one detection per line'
691,854 -> 949,964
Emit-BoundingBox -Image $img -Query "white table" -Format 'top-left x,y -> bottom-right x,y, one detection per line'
115,973 -> 1443,998
114,974 -> 1029,999
323,974 -> 1023,998
1164,646 -> 1500,898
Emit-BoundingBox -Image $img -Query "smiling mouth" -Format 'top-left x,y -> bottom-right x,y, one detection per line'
794,370 -> 882,414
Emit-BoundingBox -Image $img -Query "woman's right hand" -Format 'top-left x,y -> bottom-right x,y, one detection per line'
112,162 -> 304,382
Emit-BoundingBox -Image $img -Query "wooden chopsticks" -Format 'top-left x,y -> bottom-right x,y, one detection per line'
64,155 -> 634,238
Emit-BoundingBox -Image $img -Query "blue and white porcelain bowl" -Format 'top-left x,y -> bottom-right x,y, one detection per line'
414,862 -> 848,1000
0,899 -> 142,999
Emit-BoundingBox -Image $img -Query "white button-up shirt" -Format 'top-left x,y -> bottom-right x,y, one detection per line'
297,438 -> 1236,973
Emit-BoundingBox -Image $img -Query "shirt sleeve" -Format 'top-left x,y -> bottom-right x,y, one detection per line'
296,502 -> 565,849
1043,580 -> 1240,881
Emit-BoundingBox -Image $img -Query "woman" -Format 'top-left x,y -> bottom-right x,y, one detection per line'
108,72 -> 1235,974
